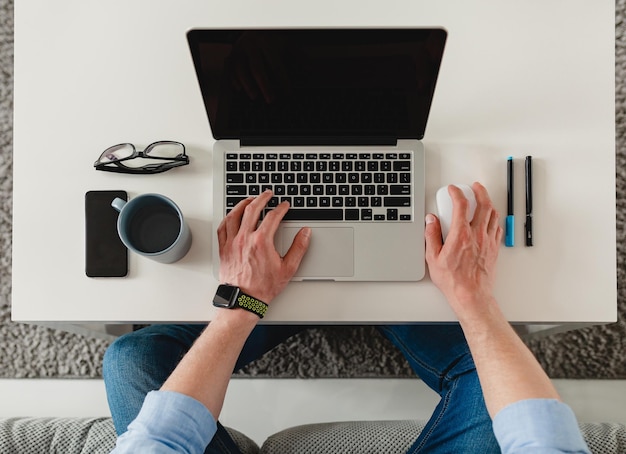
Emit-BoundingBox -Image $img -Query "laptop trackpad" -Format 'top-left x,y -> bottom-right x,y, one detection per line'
280,227 -> 354,278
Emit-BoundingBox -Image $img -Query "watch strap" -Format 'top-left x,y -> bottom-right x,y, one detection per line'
234,291 -> 268,318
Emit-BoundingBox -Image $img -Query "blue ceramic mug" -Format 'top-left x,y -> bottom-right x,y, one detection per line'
111,193 -> 192,264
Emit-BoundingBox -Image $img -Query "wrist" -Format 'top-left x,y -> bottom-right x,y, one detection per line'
448,293 -> 502,326
212,306 -> 260,330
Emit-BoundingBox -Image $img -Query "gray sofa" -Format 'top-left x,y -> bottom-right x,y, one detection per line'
0,417 -> 625,453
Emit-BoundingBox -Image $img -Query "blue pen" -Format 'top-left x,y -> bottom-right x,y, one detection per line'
505,156 -> 515,247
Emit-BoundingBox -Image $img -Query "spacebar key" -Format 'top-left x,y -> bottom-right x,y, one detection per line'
283,209 -> 344,221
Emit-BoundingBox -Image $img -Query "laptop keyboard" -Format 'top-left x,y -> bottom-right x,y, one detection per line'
225,152 -> 413,222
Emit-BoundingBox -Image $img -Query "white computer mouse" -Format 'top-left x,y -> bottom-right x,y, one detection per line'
436,184 -> 477,241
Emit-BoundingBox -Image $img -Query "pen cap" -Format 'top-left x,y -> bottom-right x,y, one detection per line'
505,215 -> 515,247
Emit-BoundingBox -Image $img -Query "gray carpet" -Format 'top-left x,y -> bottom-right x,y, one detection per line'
0,0 -> 625,379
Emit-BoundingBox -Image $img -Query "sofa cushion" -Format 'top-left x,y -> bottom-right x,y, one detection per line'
0,417 -> 116,453
580,422 -> 626,454
261,420 -> 426,454
260,420 -> 626,454
0,417 -> 260,454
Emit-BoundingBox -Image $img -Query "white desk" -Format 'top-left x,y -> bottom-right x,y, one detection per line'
12,1 -> 616,326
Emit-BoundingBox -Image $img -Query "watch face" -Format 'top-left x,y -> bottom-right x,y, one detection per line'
213,284 -> 238,308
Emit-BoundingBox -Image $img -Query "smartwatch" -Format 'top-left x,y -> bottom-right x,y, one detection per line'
212,284 -> 268,319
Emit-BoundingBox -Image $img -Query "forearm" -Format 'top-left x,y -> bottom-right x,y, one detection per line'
456,296 -> 560,418
160,308 -> 258,419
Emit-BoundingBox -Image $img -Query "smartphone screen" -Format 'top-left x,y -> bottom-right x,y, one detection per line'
85,190 -> 128,277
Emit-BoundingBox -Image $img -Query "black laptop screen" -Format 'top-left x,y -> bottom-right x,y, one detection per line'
187,28 -> 447,145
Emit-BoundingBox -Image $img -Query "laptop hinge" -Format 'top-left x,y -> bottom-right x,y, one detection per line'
240,136 -> 398,147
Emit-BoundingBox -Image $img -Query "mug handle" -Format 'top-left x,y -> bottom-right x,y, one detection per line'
111,197 -> 126,212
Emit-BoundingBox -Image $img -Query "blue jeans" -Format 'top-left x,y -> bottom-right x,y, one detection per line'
103,324 -> 499,453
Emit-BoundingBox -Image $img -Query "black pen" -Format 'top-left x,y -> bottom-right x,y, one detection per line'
505,156 -> 514,247
525,156 -> 533,246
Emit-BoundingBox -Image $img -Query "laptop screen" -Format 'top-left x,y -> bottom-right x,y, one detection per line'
187,28 -> 447,145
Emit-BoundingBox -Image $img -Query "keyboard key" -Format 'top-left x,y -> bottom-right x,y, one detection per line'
361,209 -> 373,220
226,197 -> 247,207
346,209 -> 359,220
226,185 -> 247,195
400,214 -> 412,221
390,185 -> 411,195
387,209 -> 398,220
283,209 -> 343,221
227,174 -> 244,183
393,161 -> 411,171
384,197 -> 411,207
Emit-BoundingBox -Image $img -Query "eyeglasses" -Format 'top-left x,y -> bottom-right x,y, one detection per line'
94,141 -> 189,174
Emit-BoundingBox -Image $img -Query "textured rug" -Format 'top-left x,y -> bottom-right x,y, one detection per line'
0,0 -> 625,379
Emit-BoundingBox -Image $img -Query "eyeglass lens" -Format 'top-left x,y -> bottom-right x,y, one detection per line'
99,144 -> 135,163
145,142 -> 185,158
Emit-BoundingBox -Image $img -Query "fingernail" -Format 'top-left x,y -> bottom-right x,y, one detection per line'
425,214 -> 436,224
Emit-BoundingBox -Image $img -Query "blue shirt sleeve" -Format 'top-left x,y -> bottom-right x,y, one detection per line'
111,390 -> 217,454
493,399 -> 591,454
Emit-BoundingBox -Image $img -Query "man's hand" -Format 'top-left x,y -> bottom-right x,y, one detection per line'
425,182 -> 503,320
217,190 -> 311,304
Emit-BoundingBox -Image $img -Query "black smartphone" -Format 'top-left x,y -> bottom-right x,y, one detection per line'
85,190 -> 128,277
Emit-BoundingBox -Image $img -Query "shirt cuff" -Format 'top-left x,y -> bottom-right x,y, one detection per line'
493,399 -> 590,453
115,390 -> 217,453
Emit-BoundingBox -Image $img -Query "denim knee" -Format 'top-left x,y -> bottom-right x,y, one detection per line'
103,331 -> 144,382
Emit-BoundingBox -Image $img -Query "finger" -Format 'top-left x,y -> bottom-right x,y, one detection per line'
471,182 -> 494,229
424,213 -> 443,264
257,200 -> 290,237
487,205 -> 501,237
240,190 -> 273,232
217,219 -> 227,251
448,185 -> 470,231
282,227 -> 312,274
224,197 -> 254,239
496,224 -> 504,245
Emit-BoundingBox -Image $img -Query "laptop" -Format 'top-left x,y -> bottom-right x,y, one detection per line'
187,28 -> 447,281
